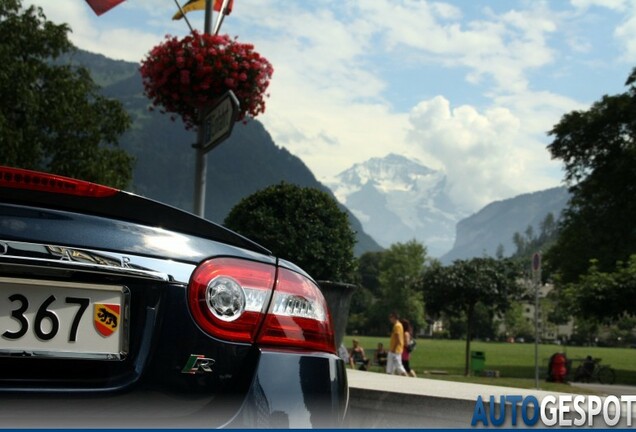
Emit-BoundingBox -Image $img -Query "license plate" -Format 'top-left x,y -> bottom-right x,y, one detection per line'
0,277 -> 129,360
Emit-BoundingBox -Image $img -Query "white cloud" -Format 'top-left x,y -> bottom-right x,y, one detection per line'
569,0 -> 636,63
570,0 -> 628,11
24,0 -> 88,34
407,96 -> 522,211
17,0 -> 628,214
27,0 -> 202,62
492,90 -> 588,136
615,11 -> 636,62
25,0 -> 167,62
83,28 -> 162,62
430,2 -> 463,20
406,93 -> 581,212
347,1 -> 557,94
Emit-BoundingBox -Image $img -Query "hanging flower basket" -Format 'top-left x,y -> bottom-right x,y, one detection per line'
140,32 -> 274,129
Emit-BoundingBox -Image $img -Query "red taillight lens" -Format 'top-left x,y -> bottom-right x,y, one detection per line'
0,166 -> 118,197
188,258 -> 335,354
188,258 -> 276,343
256,268 -> 335,354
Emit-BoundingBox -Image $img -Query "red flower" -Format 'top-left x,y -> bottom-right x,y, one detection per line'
180,70 -> 191,85
140,32 -> 274,129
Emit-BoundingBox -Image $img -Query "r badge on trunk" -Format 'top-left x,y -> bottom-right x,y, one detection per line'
182,354 -> 215,374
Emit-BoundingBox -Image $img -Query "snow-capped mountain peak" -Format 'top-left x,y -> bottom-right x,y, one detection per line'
325,154 -> 466,257
334,153 -> 439,196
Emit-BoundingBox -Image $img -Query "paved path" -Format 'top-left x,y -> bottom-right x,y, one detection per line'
347,369 -> 570,401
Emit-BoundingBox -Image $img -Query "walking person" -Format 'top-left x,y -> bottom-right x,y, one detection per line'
386,312 -> 407,376
401,318 -> 417,377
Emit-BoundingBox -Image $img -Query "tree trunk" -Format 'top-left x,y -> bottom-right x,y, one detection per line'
464,305 -> 474,376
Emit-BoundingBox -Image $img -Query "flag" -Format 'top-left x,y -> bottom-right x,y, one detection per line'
85,0 -> 126,16
173,0 -> 234,20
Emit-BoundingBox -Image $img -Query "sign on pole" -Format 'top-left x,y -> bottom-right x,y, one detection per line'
203,90 -> 240,153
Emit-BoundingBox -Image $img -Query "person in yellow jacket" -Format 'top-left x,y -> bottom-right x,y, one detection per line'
387,312 -> 407,376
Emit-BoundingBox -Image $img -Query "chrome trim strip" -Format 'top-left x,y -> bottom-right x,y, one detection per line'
0,240 -> 196,283
121,286 -> 131,359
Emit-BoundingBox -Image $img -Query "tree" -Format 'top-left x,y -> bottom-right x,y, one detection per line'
0,0 -> 133,188
347,243 -> 428,336
502,301 -> 533,340
495,244 -> 505,260
345,285 -> 374,335
376,241 -> 427,331
444,303 -> 498,341
224,182 -> 356,282
420,257 -> 521,375
546,68 -> 636,285
561,255 -> 636,321
511,213 -> 559,260
512,232 -> 526,256
539,213 -> 557,242
357,251 -> 384,297
347,251 -> 383,335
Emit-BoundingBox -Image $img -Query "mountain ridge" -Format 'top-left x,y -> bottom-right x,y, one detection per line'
440,186 -> 570,263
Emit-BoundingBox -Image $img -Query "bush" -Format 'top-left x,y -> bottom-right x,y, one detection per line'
224,182 -> 356,282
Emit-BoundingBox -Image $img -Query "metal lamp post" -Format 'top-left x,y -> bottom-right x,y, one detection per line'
532,252 -> 541,389
192,0 -> 237,217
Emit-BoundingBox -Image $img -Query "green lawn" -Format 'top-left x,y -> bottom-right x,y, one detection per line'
343,336 -> 636,390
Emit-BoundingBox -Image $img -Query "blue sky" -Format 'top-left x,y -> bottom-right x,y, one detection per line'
26,0 -> 636,212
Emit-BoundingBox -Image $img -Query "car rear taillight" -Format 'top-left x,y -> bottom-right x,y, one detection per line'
0,166 -> 118,197
188,257 -> 335,353
188,257 -> 276,343
256,267 -> 335,353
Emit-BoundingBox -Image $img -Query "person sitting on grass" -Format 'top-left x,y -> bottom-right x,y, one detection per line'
349,338 -> 370,371
375,342 -> 388,367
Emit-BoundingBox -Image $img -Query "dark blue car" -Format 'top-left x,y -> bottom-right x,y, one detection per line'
0,166 -> 348,428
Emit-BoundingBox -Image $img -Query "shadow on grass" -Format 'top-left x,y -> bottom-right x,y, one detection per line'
469,365 -> 636,386
421,374 -> 605,394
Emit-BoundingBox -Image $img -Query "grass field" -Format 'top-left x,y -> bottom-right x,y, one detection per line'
343,336 -> 636,390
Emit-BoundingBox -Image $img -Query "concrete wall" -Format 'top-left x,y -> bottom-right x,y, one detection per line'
346,387 -> 476,428
345,370 -> 636,429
